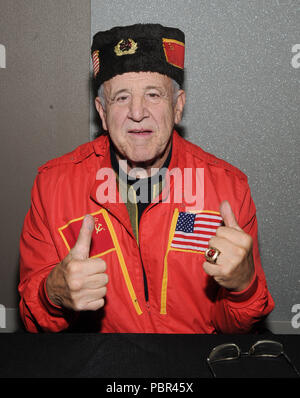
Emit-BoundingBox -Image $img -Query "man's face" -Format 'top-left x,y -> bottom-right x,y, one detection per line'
95,72 -> 185,172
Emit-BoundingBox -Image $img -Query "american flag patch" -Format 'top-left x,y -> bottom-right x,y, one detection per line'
170,211 -> 223,252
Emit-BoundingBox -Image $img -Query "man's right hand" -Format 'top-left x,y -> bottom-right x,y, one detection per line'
46,215 -> 108,311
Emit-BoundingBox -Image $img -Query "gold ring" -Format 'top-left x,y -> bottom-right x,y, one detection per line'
205,247 -> 221,264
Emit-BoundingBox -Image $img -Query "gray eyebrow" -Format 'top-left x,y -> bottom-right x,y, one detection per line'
144,85 -> 164,91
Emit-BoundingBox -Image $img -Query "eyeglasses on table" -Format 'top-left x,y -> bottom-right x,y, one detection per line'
207,339 -> 300,378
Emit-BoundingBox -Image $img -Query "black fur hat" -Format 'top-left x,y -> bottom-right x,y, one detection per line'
91,23 -> 185,90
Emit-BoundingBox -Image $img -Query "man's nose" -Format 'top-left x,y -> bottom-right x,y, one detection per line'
128,96 -> 149,122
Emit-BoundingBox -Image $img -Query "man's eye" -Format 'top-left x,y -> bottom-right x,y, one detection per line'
146,92 -> 161,101
116,95 -> 130,102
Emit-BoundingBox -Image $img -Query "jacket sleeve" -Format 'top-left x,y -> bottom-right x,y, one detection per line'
19,173 -> 77,332
211,185 -> 275,333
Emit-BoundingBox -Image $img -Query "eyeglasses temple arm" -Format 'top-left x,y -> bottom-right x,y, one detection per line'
206,358 -> 217,378
283,353 -> 300,378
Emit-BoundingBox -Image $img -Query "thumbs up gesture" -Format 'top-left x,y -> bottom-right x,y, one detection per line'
203,201 -> 255,291
46,215 -> 108,311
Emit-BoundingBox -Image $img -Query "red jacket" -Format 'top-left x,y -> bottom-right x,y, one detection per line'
19,131 -> 274,333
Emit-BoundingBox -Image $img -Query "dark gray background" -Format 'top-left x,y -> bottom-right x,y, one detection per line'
0,0 -> 299,333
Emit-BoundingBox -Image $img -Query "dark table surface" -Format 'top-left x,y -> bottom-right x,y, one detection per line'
0,332 -> 299,379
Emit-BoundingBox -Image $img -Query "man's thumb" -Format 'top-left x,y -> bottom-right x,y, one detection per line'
220,200 -> 241,230
71,215 -> 94,259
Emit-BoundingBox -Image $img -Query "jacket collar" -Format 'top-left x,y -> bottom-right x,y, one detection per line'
89,130 -> 181,234
90,135 -> 134,237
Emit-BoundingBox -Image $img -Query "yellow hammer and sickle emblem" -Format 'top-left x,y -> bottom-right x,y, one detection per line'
95,223 -> 105,234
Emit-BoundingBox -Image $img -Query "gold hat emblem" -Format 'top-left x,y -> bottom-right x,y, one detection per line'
114,38 -> 138,56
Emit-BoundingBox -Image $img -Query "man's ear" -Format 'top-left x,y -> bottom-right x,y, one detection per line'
174,90 -> 186,125
95,97 -> 108,131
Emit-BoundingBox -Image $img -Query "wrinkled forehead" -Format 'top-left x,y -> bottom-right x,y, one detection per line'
103,71 -> 173,94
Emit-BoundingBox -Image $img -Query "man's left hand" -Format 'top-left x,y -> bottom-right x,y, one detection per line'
203,200 -> 255,292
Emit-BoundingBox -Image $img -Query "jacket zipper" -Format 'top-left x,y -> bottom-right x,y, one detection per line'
140,253 -> 149,303
138,217 -> 149,304
138,199 -> 161,308
132,187 -> 150,305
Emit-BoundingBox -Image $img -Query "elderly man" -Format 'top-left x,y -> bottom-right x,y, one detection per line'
19,24 -> 274,333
